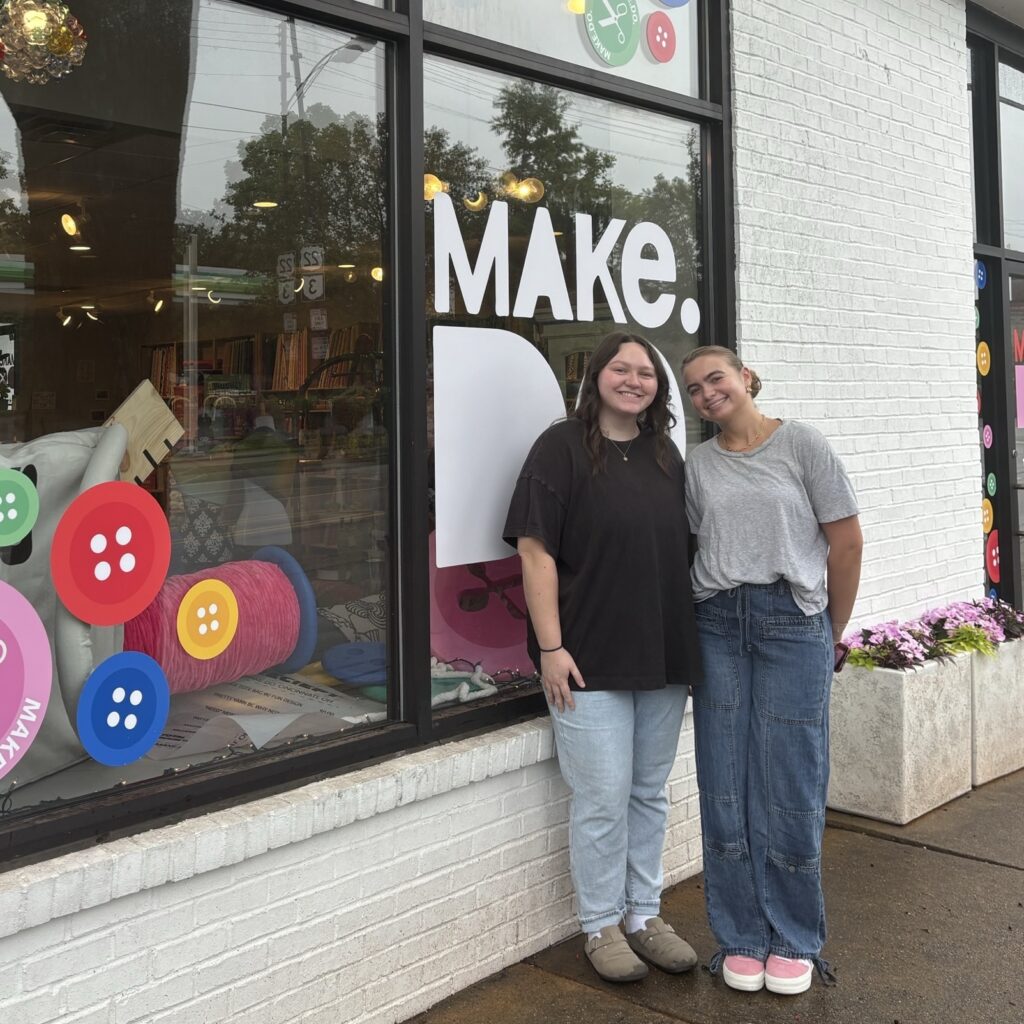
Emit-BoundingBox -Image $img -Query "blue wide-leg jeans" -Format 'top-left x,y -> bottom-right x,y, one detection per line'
549,687 -> 687,932
693,581 -> 833,964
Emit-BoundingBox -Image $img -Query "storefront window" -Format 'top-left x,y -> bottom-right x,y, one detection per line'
424,57 -> 703,704
424,0 -> 700,99
0,0 -> 392,813
999,59 -> 1024,251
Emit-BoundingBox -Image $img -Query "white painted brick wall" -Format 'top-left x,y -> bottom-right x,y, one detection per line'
0,712 -> 700,1024
731,0 -> 981,627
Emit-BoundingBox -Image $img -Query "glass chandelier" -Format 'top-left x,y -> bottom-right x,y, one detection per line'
0,0 -> 86,85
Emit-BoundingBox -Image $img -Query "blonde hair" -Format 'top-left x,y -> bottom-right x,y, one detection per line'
681,345 -> 762,398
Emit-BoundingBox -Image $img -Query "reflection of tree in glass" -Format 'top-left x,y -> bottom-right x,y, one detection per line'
618,128 -> 702,299
491,82 -> 616,233
0,149 -> 27,256
181,106 -> 491,276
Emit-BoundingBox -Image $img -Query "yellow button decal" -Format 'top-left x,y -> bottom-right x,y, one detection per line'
982,498 -> 994,534
977,341 -> 991,377
176,579 -> 239,660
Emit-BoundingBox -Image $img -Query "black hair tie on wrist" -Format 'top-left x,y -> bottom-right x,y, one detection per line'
539,644 -> 563,653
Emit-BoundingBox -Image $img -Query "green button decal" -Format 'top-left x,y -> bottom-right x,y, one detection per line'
987,472 -> 997,497
0,468 -> 39,547
585,0 -> 642,66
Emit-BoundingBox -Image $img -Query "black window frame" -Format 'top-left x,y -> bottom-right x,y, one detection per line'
969,3 -> 1024,615
0,0 -> 734,867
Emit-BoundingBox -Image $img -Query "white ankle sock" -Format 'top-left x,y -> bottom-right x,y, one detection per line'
625,913 -> 652,934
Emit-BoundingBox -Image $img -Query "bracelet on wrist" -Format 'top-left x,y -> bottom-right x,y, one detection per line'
538,644 -> 563,654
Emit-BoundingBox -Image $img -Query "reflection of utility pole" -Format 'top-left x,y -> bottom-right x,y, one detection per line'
279,18 -> 289,137
288,18 -> 305,123
183,231 -> 198,451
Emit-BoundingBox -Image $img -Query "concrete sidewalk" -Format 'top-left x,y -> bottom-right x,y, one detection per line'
411,770 -> 1024,1024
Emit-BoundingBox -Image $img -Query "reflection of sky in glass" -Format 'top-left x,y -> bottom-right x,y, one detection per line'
1001,99 -> 1024,251
424,57 -> 695,195
425,0 -> 699,98
178,0 -> 383,218
1000,60 -> 1024,104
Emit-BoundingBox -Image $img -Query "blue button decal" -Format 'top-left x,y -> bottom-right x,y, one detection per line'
77,652 -> 170,766
989,587 -> 999,600
976,260 -> 987,289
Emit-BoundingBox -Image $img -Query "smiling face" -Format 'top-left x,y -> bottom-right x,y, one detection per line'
682,353 -> 752,423
596,341 -> 658,421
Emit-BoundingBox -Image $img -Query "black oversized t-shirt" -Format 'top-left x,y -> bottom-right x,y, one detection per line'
503,418 -> 702,691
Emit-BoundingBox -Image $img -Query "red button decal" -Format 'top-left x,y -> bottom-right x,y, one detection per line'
51,481 -> 171,626
986,529 -> 1001,584
645,12 -> 676,63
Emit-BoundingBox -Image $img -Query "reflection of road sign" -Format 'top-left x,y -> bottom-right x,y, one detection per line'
300,245 -> 324,269
283,313 -> 297,331
277,252 -> 295,278
585,0 -> 641,66
278,280 -> 295,305
303,274 -> 325,301
310,308 -> 328,332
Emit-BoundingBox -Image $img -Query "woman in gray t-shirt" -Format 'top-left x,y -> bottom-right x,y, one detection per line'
681,345 -> 862,996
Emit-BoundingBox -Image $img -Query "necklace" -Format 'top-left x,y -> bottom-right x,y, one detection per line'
605,434 -> 637,461
720,414 -> 769,452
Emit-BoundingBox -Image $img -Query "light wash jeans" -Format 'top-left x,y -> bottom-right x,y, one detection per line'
692,581 -> 833,970
549,687 -> 688,932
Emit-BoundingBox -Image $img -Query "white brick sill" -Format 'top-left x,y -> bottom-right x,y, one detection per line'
0,717 -> 560,941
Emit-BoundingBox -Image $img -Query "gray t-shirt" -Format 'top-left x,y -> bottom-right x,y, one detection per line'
685,420 -> 859,615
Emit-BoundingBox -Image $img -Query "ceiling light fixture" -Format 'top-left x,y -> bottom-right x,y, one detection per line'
252,200 -> 278,209
60,213 -> 78,236
371,266 -> 384,282
80,303 -> 95,309
85,311 -> 99,321
0,0 -> 88,86
69,244 -> 90,252
147,290 -> 164,313
293,277 -> 305,293
207,290 -> 221,304
57,306 -> 71,326
337,263 -> 355,269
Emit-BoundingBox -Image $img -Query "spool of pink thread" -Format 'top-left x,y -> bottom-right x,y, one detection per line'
124,559 -> 301,693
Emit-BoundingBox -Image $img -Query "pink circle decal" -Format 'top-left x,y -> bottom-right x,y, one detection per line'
428,532 -> 531,676
0,580 -> 53,781
983,424 -> 993,449
645,12 -> 676,63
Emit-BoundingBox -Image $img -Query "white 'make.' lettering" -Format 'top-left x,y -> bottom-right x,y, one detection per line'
432,192 -> 679,327
0,697 -> 42,768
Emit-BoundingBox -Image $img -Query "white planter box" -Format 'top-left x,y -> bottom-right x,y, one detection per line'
828,654 -> 972,824
971,640 -> 1024,786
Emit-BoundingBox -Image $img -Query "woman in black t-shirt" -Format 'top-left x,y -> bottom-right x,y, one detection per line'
503,332 -> 702,984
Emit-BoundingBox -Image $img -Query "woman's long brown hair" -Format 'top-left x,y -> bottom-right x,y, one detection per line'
573,331 -> 678,474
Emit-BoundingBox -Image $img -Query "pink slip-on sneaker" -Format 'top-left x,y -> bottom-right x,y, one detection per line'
722,954 -> 765,992
764,954 -> 813,994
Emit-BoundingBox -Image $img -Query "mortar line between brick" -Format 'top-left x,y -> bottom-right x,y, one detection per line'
825,821 -> 1024,873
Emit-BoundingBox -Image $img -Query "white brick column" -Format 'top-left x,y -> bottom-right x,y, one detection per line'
730,0 -> 980,625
